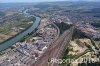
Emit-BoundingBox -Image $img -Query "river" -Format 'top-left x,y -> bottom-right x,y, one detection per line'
0,16 -> 41,51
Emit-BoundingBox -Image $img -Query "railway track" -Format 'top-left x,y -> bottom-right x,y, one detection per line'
31,27 -> 73,66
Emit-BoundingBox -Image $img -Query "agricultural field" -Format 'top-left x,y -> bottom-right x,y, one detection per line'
0,13 -> 35,43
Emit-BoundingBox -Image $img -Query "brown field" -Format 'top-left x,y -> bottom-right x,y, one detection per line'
0,33 -> 12,43
9,31 -> 18,36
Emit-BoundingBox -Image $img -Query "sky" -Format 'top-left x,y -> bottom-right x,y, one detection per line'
0,0 -> 100,3
0,0 -> 65,3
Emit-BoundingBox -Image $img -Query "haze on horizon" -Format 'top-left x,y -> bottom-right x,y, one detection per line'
0,0 -> 100,3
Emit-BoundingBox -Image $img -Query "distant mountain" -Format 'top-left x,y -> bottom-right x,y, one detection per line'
0,3 -> 37,9
67,0 -> 100,2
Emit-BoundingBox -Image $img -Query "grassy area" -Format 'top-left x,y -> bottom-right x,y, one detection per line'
0,24 -> 12,35
91,39 -> 99,50
19,34 -> 33,42
23,35 -> 33,42
0,51 -> 5,56
94,41 -> 100,48
55,22 -> 72,34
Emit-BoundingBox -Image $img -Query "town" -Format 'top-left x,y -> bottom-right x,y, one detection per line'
0,1 -> 100,66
